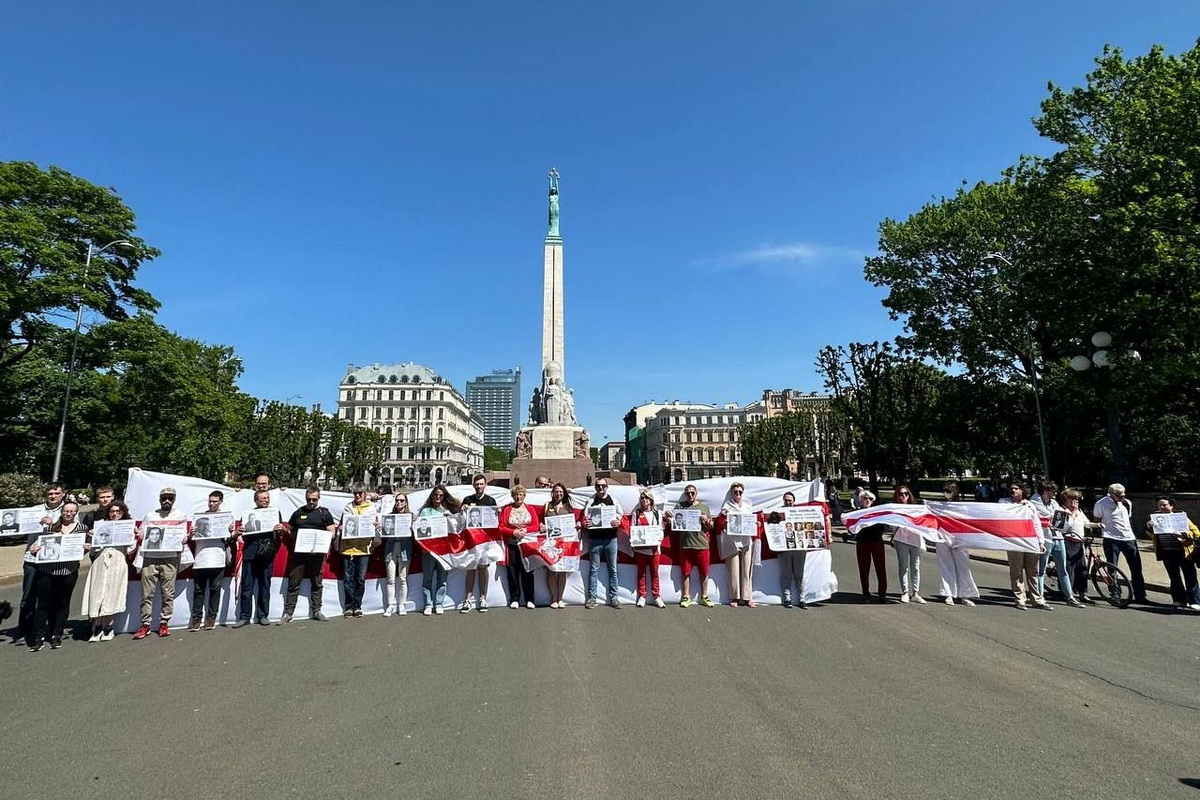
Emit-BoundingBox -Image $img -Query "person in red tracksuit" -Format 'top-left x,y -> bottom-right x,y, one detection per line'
629,491 -> 667,608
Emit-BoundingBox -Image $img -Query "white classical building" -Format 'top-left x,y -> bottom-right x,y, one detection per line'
644,401 -> 766,484
337,362 -> 485,488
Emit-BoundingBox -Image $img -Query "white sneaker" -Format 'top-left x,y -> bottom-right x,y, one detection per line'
459,598 -> 473,614
509,601 -> 519,609
1189,604 -> 1200,612
912,594 -> 927,605
944,596 -> 955,606
423,607 -> 433,617
478,598 -> 488,613
383,605 -> 395,618
88,630 -> 102,643
434,606 -> 444,615
654,596 -> 665,608
961,598 -> 976,607
635,596 -> 646,608
900,593 -> 910,604
526,601 -> 535,610
396,606 -> 407,616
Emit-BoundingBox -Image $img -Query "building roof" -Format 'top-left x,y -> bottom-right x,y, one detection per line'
343,362 -> 444,386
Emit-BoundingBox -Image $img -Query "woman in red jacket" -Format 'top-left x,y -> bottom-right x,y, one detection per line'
629,490 -> 667,608
499,486 -> 539,609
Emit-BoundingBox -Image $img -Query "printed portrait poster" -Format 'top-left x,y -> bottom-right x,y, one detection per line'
672,508 -> 702,532
765,507 -> 824,551
413,514 -> 449,541
36,533 -> 85,563
725,511 -> 757,537
243,509 -> 279,537
380,513 -> 413,538
464,506 -> 499,529
544,513 -> 579,542
342,513 -> 377,539
191,512 -> 232,540
293,528 -> 334,554
142,519 -> 187,553
92,519 -> 136,548
586,505 -> 617,528
629,524 -> 664,548
0,509 -> 20,536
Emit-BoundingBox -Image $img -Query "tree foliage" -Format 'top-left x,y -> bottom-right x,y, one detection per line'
0,162 -> 160,368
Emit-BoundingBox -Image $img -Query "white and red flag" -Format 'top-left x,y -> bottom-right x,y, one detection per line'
417,526 -> 506,571
842,501 -> 1042,553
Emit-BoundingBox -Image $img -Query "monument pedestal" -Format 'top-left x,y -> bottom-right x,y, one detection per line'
510,424 -> 594,488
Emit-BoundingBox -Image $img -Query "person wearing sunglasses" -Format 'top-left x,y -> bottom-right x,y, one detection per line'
891,485 -> 927,605
669,485 -> 714,608
629,491 -> 666,607
381,493 -> 413,616
720,482 -> 757,607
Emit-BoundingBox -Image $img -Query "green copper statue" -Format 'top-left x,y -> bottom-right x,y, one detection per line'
547,167 -> 560,237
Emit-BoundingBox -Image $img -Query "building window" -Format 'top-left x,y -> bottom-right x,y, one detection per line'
424,408 -> 431,420
386,408 -> 394,419
438,408 -> 444,420
358,407 -> 367,419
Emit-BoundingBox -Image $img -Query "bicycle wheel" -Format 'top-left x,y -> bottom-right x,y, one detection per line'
1092,562 -> 1132,608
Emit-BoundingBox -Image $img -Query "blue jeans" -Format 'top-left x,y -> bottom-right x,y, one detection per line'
341,554 -> 368,611
1038,538 -> 1073,598
1102,538 -> 1146,600
587,536 -> 619,601
238,557 -> 273,622
422,556 -> 447,610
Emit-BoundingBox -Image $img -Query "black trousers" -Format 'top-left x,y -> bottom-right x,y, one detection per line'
505,542 -> 535,605
18,562 -> 36,642
1160,551 -> 1199,605
191,567 -> 224,621
284,553 -> 326,615
33,570 -> 78,643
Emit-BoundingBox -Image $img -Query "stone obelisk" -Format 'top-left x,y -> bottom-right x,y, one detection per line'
509,169 -> 592,488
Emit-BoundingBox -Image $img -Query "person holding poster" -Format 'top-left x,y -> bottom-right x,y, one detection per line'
81,500 -> 133,641
418,485 -> 460,615
17,482 -> 65,648
770,492 -> 806,608
891,485 -> 927,605
720,482 -> 757,607
669,484 -> 715,608
189,491 -> 231,631
499,486 -> 538,609
541,483 -> 579,608
132,487 -> 188,640
280,487 -> 337,625
1145,496 -> 1199,610
629,490 -> 665,608
582,479 -> 625,609
933,483 -> 980,607
232,489 -> 284,627
854,491 -> 889,603
1031,481 -> 1079,607
24,501 -> 85,651
1059,489 -> 1101,605
337,483 -> 375,618
459,474 -> 498,614
379,493 -> 413,616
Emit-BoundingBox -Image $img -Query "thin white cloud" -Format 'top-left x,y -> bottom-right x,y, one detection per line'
691,241 -> 869,276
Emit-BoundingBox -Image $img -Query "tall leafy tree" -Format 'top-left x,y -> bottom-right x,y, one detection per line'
0,161 -> 160,367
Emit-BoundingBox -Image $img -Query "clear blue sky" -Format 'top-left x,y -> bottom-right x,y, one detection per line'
6,2 -> 1197,446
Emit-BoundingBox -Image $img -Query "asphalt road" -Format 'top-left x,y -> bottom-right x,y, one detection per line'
2,542 -> 1197,800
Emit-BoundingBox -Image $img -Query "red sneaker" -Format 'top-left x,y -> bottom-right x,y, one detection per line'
157,623 -> 171,637
132,625 -> 150,640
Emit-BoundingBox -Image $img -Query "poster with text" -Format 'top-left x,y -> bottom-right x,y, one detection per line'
629,524 -> 664,548
92,519 -> 136,548
191,512 -> 233,540
142,520 -> 187,553
672,508 -> 701,532
36,533 -> 85,563
413,514 -> 449,541
725,512 -> 758,537
464,506 -> 499,529
293,529 -> 334,554
243,509 -> 279,536
342,513 -> 377,539
586,505 -> 618,529
544,513 -> 579,542
1150,512 -> 1190,535
380,513 -> 413,538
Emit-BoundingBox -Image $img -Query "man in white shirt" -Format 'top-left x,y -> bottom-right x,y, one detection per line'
1092,483 -> 1147,602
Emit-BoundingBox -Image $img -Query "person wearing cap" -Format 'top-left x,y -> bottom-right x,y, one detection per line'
854,491 -> 890,602
582,479 -> 625,609
133,487 -> 188,639
669,485 -> 715,608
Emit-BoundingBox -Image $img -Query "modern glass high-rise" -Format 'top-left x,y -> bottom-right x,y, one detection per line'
466,368 -> 522,450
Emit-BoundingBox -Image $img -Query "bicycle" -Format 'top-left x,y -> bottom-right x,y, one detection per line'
1043,534 -> 1132,608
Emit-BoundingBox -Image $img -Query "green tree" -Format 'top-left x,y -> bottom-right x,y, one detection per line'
0,162 -> 160,368
483,445 -> 511,471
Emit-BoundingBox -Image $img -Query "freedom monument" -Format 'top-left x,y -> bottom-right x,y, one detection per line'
510,169 -> 593,487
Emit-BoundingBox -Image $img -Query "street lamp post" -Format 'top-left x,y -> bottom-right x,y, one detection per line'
984,253 -> 1051,480
1070,331 -> 1139,485
51,240 -> 131,483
